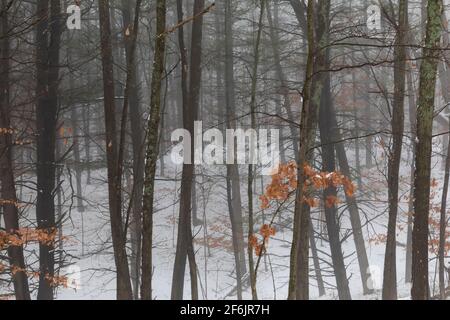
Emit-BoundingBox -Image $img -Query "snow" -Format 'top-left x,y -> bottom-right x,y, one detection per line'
3,139 -> 449,300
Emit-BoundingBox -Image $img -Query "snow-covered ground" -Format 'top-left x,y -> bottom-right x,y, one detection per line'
7,138 -> 448,300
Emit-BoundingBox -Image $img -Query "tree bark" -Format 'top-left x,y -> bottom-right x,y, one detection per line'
0,0 -> 30,299
223,0 -> 247,289
412,0 -> 443,301
98,0 -> 133,300
171,0 -> 205,300
248,0 -> 265,301
382,0 -> 408,300
140,0 -> 164,301
35,0 -> 61,300
288,0 -> 315,300
119,0 -> 144,300
315,0 -> 351,299
439,116 -> 450,300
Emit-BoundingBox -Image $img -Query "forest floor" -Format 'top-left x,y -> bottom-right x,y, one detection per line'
15,142 -> 448,300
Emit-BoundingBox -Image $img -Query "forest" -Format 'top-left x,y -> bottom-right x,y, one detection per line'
0,0 -> 449,301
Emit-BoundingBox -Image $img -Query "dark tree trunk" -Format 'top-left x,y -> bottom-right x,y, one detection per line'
70,105 -> 84,213
223,0 -> 247,286
35,0 -> 61,300
288,0 -> 315,300
171,0 -> 205,300
247,0 -> 265,301
266,2 -> 299,159
120,0 -> 144,300
382,0 -> 408,300
405,51 -> 417,284
98,0 -> 133,300
308,220 -> 325,297
439,116 -> 450,299
0,1 -> 30,299
317,37 -> 352,300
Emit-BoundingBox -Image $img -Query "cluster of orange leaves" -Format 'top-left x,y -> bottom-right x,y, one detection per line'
0,228 -> 62,250
369,179 -> 450,255
192,220 -> 235,252
0,127 -> 14,135
0,264 -> 69,288
249,224 -> 276,257
369,233 -> 388,245
259,162 -> 355,210
0,127 -> 33,146
0,199 -> 24,209
194,235 -> 234,252
428,211 -> 450,256
0,228 -> 69,289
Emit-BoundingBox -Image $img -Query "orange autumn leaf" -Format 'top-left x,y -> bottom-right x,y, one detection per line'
431,178 -> 438,188
260,224 -> 276,239
249,234 -> 258,249
325,195 -> 340,208
304,197 -> 319,208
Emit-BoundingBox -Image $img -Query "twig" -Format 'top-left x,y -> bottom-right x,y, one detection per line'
160,3 -> 215,37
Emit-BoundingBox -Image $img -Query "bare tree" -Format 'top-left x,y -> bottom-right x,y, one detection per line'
412,0 -> 443,301
383,0 -> 408,300
141,0 -> 164,301
98,0 -> 133,300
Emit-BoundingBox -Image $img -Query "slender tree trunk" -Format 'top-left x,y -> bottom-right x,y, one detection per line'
98,0 -> 133,300
405,51 -> 417,284
382,0 -> 408,300
437,14 -> 450,299
82,104 -> 91,184
171,0 -> 204,300
70,104 -> 84,213
248,0 -> 265,301
0,1 -> 30,299
120,0 -> 144,300
439,116 -> 450,300
308,221 -> 325,296
223,0 -> 247,289
316,2 -> 351,298
412,0 -> 443,301
331,117 -> 373,295
288,0 -> 315,300
140,0 -> 164,301
266,1 -> 299,158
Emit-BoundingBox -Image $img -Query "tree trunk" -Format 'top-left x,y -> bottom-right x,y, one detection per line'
70,105 -> 84,213
171,0 -> 204,300
248,0 -> 265,301
382,0 -> 408,300
35,0 -> 61,300
316,3 -> 351,297
439,116 -> 450,300
330,101 -> 373,295
98,0 -> 133,300
288,0 -> 315,300
223,0 -> 247,290
412,0 -> 443,301
266,1 -> 299,158
405,51 -> 417,284
120,0 -> 144,300
140,0 -> 164,301
0,1 -> 30,299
